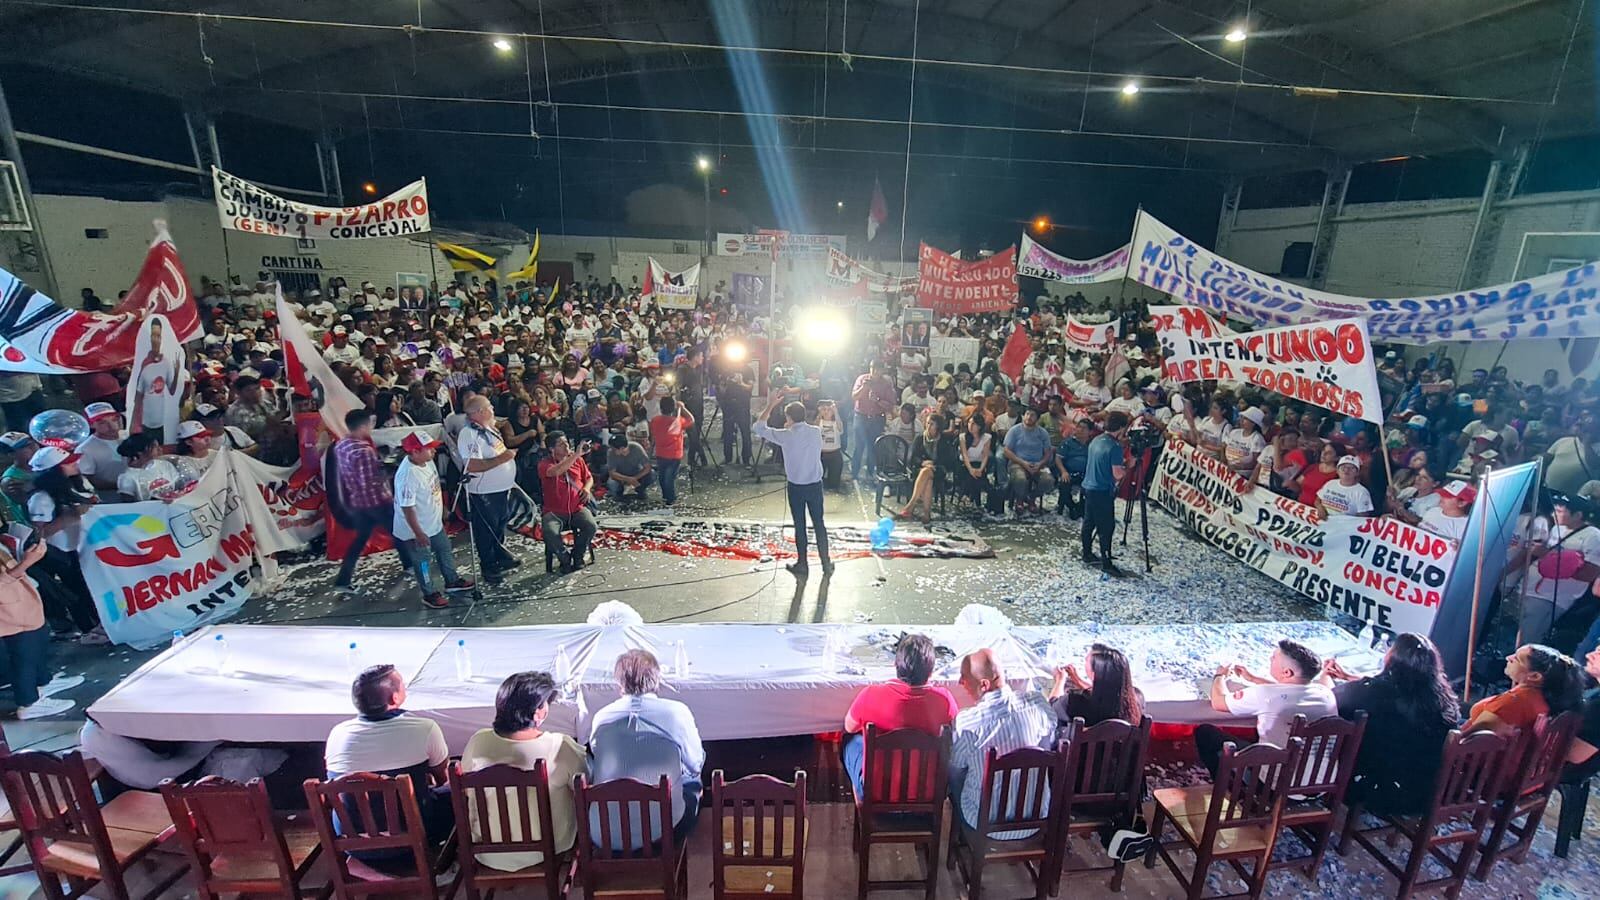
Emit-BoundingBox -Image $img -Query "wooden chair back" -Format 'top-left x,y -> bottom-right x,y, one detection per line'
974,746 -> 1062,839
1057,716 -> 1150,820
1284,713 -> 1368,798
161,777 -> 300,898
1196,739 -> 1304,849
574,774 -> 680,898
711,770 -> 807,899
1507,712 -> 1581,800
449,760 -> 567,893
302,772 -> 439,899
1431,729 -> 1516,821
859,724 -> 950,818
0,750 -> 119,884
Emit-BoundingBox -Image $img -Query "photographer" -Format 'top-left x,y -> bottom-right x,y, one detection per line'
1083,410 -> 1130,577
538,433 -> 598,575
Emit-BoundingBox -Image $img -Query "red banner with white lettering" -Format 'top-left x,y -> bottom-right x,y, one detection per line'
1151,305 -> 1384,424
915,244 -> 1019,315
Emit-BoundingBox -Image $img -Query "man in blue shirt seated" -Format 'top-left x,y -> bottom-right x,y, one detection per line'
1082,411 -> 1130,577
1002,409 -> 1056,516
589,650 -> 706,849
1054,417 -> 1094,519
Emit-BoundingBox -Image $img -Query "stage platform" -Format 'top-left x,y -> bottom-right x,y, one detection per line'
88,619 -> 1381,751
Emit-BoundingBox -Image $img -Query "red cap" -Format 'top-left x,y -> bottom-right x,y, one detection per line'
400,432 -> 443,454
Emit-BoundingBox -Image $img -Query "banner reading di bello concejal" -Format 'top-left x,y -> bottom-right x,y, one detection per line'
915,244 -> 1019,315
212,167 -> 431,239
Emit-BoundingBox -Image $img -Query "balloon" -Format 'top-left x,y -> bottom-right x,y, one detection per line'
152,455 -> 204,501
877,517 -> 896,535
28,410 -> 89,448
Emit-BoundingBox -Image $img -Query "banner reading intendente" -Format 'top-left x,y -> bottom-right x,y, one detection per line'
1017,234 -> 1129,284
1152,437 -> 1457,642
1150,305 -> 1385,424
213,167 -> 431,240
1130,210 -> 1600,343
916,244 -> 1019,315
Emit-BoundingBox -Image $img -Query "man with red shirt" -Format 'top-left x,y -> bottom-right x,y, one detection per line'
841,633 -> 959,798
649,396 -> 694,506
538,432 -> 597,574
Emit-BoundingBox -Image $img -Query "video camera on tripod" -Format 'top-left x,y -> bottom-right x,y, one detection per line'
1125,424 -> 1163,453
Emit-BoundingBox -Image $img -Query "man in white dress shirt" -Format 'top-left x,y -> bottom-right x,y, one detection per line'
457,395 -> 521,583
754,389 -> 833,579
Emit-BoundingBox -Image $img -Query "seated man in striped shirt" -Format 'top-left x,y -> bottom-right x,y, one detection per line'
948,648 -> 1057,839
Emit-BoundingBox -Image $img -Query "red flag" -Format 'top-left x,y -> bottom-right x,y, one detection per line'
999,325 -> 1032,382
115,221 -> 201,345
867,177 -> 888,242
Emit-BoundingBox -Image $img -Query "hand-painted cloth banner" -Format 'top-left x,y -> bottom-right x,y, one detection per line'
213,167 -> 431,240
79,450 -> 261,649
589,516 -> 994,561
1017,235 -> 1129,284
730,272 -> 770,314
642,258 -> 701,310
1153,437 -> 1457,642
827,247 -> 917,295
916,244 -> 1019,315
232,452 -> 326,549
930,336 -> 981,372
0,223 -> 199,373
1131,210 -> 1600,343
1062,314 -> 1121,352
1151,305 -> 1384,424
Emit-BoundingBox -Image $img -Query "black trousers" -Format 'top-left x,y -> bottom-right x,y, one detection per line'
722,413 -> 752,465
684,398 -> 708,467
468,489 -> 517,574
1082,489 -> 1115,559
1194,724 -> 1254,778
36,546 -> 98,633
787,480 -> 830,567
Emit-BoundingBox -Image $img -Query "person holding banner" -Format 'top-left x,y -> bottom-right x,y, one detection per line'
1316,456 -> 1374,518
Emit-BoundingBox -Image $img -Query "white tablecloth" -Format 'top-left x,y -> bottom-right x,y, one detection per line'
88,621 -> 1380,752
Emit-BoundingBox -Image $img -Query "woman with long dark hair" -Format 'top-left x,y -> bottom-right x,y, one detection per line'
1048,643 -> 1144,728
1466,643 -> 1584,736
26,449 -> 104,643
1321,632 -> 1460,814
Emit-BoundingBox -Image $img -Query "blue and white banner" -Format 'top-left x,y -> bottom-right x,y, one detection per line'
1130,210 -> 1600,343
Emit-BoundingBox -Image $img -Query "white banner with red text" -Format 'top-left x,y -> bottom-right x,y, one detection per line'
1152,437 -> 1457,641
1130,209 -> 1600,343
1063,314 -> 1121,353
642,258 -> 701,310
1017,234 -> 1129,284
1150,305 -> 1384,424
827,247 -> 918,295
212,167 -> 431,240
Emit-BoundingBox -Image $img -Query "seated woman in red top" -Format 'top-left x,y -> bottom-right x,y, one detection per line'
1466,643 -> 1583,738
841,633 -> 959,798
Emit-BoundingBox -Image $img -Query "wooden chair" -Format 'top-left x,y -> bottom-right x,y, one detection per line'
0,749 -> 187,900
710,770 -> 807,900
0,727 -> 35,877
573,774 -> 687,900
1474,711 -> 1581,880
1053,715 -> 1152,894
302,773 -> 441,900
1339,728 -> 1515,899
947,746 -> 1064,900
1269,713 -> 1367,878
160,776 -> 327,899
446,760 -> 572,900
852,724 -> 950,900
1144,738 -> 1305,900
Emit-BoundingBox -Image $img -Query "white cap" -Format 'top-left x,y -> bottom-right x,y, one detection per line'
177,420 -> 208,440
28,445 -> 72,472
1241,407 -> 1265,428
332,325 -> 348,336
1407,413 -> 1429,428
194,403 -> 220,417
1337,454 -> 1361,469
84,401 -> 118,422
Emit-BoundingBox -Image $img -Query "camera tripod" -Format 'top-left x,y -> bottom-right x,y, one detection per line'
1117,445 -> 1157,573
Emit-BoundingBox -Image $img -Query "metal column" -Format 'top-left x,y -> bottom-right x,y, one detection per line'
183,108 -> 215,194
317,133 -> 343,205
1214,179 -> 1243,256
1306,165 -> 1352,288
0,72 -> 59,296
1457,142 -> 1530,290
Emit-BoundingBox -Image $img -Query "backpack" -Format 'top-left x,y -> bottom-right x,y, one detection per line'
322,442 -> 360,530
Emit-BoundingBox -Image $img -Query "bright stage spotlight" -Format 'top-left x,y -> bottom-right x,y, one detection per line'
723,340 -> 748,364
794,306 -> 851,357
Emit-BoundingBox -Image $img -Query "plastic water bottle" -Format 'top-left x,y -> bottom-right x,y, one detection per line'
823,632 -> 839,675
554,644 -> 572,687
346,641 -> 361,675
213,634 -> 233,675
673,640 -> 689,678
170,629 -> 184,649
454,639 -> 472,682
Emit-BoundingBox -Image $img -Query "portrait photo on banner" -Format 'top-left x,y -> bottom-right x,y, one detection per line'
901,307 -> 933,349
124,313 -> 187,446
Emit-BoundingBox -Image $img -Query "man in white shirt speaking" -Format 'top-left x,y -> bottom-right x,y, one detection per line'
755,389 -> 833,580
457,395 -> 521,584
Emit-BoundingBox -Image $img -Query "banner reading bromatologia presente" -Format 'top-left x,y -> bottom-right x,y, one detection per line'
1017,234 -> 1129,285
1152,437 -> 1457,641
1150,304 -> 1385,425
212,167 -> 431,240
1130,210 -> 1600,343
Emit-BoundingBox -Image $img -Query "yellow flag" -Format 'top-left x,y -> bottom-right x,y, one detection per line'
507,231 -> 540,282
437,242 -> 497,273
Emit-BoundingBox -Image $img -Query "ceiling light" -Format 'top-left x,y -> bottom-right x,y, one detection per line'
492,38 -> 513,53
1121,81 -> 1140,96
696,156 -> 711,173
836,201 -> 844,209
1225,27 -> 1247,43
362,182 -> 377,195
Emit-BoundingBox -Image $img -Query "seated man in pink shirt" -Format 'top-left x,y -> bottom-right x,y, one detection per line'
841,633 -> 959,797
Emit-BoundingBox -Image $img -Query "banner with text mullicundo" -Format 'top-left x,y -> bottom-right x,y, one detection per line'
1153,437 -> 1457,642
916,244 -> 1019,315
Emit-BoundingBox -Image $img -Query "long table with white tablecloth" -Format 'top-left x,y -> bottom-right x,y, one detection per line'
87,620 -> 1382,752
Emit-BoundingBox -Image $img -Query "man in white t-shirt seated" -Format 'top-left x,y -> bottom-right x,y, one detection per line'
1195,639 -> 1337,776
1522,493 -> 1600,644
1317,455 -> 1374,517
324,664 -> 454,855
1419,480 -> 1474,543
